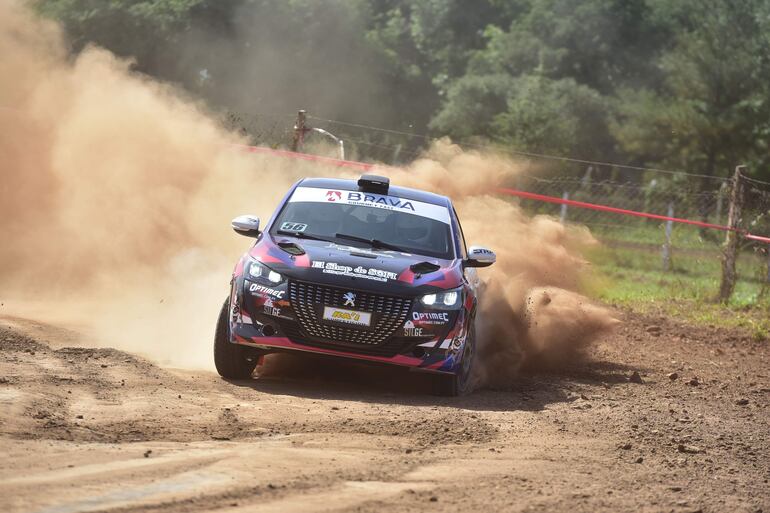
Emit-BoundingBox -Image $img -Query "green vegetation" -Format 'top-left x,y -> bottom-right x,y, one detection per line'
585,227 -> 770,338
35,0 -> 770,183
34,0 -> 770,324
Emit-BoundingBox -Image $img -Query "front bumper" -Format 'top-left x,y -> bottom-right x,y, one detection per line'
230,279 -> 467,374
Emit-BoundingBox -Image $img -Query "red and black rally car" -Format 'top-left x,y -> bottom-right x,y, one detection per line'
214,175 -> 496,395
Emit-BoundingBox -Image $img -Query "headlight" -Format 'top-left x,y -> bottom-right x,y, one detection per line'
248,260 -> 284,284
419,288 -> 461,309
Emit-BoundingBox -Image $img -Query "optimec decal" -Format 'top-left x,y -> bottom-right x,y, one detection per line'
248,283 -> 285,298
412,312 -> 449,324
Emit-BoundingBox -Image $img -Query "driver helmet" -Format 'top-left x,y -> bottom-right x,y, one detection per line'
312,204 -> 342,234
395,214 -> 429,244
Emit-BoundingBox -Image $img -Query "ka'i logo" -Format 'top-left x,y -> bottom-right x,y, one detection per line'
343,292 -> 356,307
326,190 -> 342,201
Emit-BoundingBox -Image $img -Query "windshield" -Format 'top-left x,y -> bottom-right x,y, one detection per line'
270,187 -> 454,259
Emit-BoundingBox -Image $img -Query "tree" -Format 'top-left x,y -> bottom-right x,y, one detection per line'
612,0 -> 770,185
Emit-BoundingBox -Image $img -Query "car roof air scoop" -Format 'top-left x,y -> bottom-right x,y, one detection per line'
358,174 -> 389,194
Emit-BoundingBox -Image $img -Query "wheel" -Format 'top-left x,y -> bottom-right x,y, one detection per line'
433,322 -> 476,396
214,298 -> 257,379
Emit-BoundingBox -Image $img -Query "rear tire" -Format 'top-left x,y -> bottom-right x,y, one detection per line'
433,323 -> 476,396
214,298 -> 257,379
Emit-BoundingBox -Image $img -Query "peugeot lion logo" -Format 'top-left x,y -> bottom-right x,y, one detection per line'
343,292 -> 356,307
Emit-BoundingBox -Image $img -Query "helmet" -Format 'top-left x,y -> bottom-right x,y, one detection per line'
395,214 -> 429,243
311,204 -> 342,234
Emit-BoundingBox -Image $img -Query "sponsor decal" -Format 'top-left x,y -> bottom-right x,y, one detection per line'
412,311 -> 450,324
322,306 -> 372,326
449,336 -> 463,352
312,261 -> 397,282
471,248 -> 494,255
324,243 -> 395,258
345,191 -> 414,211
261,297 -> 292,319
264,305 -> 282,317
280,221 -> 307,232
289,187 -> 451,224
343,292 -> 356,307
248,283 -> 285,298
262,298 -> 279,317
403,320 -> 424,337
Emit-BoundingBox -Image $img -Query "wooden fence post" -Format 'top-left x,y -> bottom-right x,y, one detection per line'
718,165 -> 746,303
291,110 -> 307,152
662,202 -> 674,271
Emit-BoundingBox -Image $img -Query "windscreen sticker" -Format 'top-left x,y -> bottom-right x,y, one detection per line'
311,260 -> 398,282
289,187 -> 451,224
325,243 -> 395,258
280,221 -> 307,232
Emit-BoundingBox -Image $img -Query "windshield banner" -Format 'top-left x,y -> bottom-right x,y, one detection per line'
289,187 -> 451,224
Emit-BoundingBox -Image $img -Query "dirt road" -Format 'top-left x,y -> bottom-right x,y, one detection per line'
1,311 -> 768,513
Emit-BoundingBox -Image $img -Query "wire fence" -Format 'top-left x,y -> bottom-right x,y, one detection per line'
239,109 -> 770,296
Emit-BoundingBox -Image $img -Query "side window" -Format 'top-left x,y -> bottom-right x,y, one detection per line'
453,207 -> 468,259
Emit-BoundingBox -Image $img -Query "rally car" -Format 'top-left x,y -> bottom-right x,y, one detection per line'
214,174 -> 495,395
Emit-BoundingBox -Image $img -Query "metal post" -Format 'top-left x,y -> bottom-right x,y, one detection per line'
291,110 -> 307,152
391,144 -> 402,165
310,127 -> 345,160
718,165 -> 746,302
560,191 -> 569,223
662,202 -> 674,271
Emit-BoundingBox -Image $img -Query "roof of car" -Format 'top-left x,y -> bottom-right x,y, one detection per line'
297,177 -> 452,207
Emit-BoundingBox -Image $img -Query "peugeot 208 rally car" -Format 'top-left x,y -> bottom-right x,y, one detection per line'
214,175 -> 496,395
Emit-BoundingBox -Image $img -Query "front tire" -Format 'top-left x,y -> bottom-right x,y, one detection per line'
433,323 -> 476,396
214,298 -> 257,379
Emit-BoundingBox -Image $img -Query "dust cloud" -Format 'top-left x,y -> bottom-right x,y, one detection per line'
385,146 -> 619,388
0,1 -> 313,367
0,2 -> 616,384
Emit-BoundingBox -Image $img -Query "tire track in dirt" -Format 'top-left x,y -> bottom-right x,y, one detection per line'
1,312 -> 768,513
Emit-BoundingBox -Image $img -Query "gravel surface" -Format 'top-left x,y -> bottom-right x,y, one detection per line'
1,310 -> 768,513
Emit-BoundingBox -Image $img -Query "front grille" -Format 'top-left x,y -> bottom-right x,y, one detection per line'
287,280 -> 413,355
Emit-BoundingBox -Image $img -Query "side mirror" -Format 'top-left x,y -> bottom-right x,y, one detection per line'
465,245 -> 496,268
232,215 -> 261,237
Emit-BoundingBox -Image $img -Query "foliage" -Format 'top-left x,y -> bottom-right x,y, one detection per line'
33,0 -> 770,183
611,0 -> 770,181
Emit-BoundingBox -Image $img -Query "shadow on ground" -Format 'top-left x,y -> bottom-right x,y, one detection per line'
225,352 -> 642,413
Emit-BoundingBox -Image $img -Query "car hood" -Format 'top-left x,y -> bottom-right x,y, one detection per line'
247,234 -> 462,295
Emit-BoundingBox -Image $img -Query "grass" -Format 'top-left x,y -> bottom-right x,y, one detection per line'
582,224 -> 770,340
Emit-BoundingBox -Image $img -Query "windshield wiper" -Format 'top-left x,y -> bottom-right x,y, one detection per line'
276,230 -> 335,243
334,233 -> 409,253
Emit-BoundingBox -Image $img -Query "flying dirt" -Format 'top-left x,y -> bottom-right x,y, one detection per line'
1,3 -> 769,513
0,0 -> 615,382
